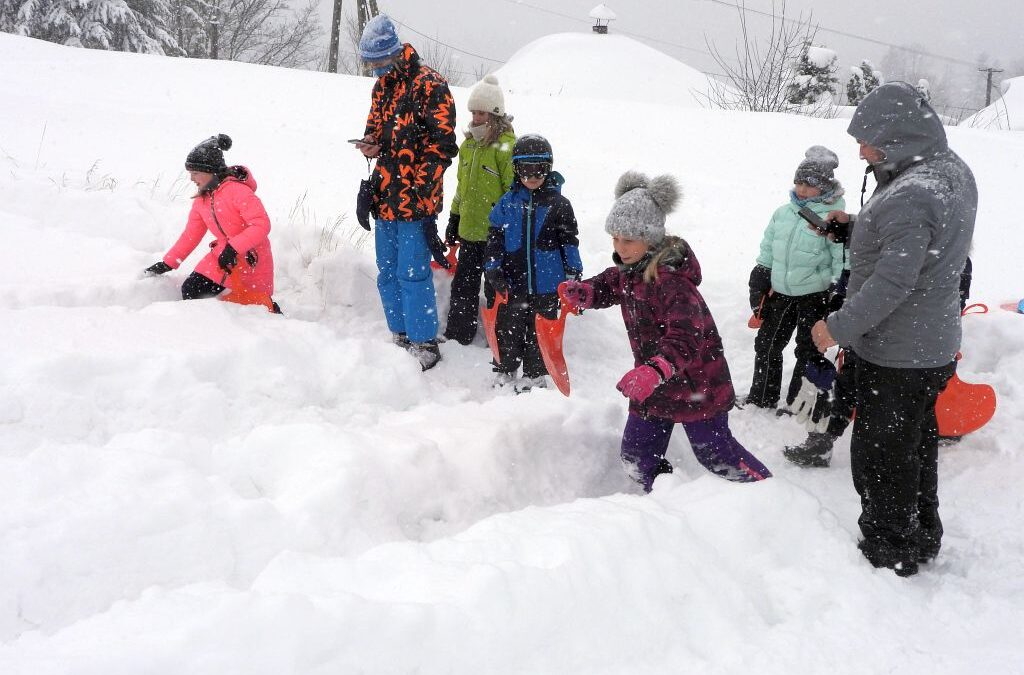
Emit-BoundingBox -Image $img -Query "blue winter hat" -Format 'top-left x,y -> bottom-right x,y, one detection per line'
359,15 -> 403,61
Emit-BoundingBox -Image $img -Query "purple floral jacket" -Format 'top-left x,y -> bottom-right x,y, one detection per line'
587,237 -> 736,423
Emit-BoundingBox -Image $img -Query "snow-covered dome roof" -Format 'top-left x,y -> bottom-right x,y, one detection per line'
494,32 -> 710,108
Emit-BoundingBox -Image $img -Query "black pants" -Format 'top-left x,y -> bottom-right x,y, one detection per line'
748,290 -> 829,407
494,293 -> 558,378
444,240 -> 486,345
825,349 -> 859,437
851,358 -> 955,562
181,272 -> 225,300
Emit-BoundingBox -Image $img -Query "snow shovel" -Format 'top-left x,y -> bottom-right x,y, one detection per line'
482,291 -> 507,364
430,242 -> 459,276
535,285 -> 582,397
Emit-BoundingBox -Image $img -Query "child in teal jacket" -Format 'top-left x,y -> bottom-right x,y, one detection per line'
746,146 -> 846,410
443,75 -> 516,345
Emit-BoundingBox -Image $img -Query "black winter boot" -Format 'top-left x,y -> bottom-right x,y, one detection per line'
408,340 -> 442,371
783,432 -> 836,468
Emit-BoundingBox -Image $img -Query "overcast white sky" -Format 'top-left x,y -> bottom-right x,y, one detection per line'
320,0 -> 1023,107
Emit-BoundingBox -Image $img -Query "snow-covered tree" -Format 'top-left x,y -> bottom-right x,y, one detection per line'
786,42 -> 839,105
916,78 -> 931,101
1,0 -> 179,55
167,0 -> 209,58
846,60 -> 883,105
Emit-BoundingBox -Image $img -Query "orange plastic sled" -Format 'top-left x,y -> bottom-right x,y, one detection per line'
219,268 -> 276,312
535,286 -> 581,397
936,371 -> 996,437
482,291 -> 507,364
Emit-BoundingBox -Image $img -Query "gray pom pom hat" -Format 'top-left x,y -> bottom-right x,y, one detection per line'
793,145 -> 839,191
604,171 -> 682,245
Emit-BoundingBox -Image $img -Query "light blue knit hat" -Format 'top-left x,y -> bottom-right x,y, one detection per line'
359,15 -> 403,61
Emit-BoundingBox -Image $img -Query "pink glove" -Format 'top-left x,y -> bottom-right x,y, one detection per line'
616,356 -> 674,403
559,280 -> 593,311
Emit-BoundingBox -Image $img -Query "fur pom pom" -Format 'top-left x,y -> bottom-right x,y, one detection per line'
482,74 -> 499,85
647,174 -> 681,214
215,134 -> 233,151
614,170 -> 649,199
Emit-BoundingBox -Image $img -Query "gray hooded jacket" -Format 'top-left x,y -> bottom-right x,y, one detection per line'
827,82 -> 976,368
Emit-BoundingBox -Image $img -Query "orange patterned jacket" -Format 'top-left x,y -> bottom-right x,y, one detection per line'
363,44 -> 458,222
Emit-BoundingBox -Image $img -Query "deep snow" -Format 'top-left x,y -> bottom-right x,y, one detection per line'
1,31 -> 1023,675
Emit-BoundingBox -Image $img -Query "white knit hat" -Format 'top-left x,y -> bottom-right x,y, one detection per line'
467,75 -> 505,115
604,171 -> 681,245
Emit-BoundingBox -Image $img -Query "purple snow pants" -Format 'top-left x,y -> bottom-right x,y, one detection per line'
621,411 -> 772,492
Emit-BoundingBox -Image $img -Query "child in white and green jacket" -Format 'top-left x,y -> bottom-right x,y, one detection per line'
746,146 -> 846,410
443,75 -> 516,345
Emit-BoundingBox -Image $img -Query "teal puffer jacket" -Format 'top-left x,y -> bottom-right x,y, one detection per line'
756,195 -> 846,296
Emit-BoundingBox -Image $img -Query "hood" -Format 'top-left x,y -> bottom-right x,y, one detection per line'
199,165 -> 256,197
847,82 -> 947,172
382,44 -> 419,81
615,236 -> 701,285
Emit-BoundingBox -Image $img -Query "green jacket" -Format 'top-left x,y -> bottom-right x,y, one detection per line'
451,131 -> 516,242
756,195 -> 846,296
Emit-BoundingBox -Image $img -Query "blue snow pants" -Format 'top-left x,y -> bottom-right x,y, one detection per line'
374,218 -> 438,344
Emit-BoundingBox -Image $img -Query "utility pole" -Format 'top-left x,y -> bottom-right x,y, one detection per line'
978,67 -> 1004,106
328,0 -> 343,73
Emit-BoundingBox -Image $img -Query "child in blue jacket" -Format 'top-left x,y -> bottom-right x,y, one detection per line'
483,134 -> 582,392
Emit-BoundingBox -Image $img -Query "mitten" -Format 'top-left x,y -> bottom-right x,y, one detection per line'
748,264 -> 771,312
559,280 -> 593,311
445,213 -> 461,245
616,356 -> 674,403
484,267 -> 507,296
144,261 -> 172,276
791,361 -> 837,433
217,244 -> 238,273
356,179 -> 376,231
422,216 -> 450,269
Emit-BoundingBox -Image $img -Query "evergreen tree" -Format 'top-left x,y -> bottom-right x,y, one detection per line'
846,60 -> 882,106
786,42 -> 839,105
167,0 -> 209,57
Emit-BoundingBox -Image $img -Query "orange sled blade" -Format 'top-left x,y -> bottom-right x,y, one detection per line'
535,290 -> 580,397
482,291 -> 507,364
936,372 -> 996,437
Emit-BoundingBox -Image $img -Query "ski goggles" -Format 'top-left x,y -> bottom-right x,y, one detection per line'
515,162 -> 551,179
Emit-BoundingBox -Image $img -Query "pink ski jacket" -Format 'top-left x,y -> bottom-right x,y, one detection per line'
163,167 -> 274,294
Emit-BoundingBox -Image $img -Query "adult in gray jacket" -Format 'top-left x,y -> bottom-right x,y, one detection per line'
811,82 -> 977,577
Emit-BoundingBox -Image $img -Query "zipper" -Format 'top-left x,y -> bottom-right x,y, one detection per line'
526,192 -> 534,293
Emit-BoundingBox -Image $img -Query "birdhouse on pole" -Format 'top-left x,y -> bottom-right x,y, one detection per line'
589,4 -> 616,34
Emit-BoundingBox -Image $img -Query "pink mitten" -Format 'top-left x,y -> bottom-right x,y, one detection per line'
616,356 -> 674,403
559,280 -> 593,311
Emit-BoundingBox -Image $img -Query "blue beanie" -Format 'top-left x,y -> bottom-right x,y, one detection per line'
359,15 -> 403,61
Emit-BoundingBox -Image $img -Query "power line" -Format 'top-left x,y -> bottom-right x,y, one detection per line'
702,0 -> 981,69
392,18 -> 505,63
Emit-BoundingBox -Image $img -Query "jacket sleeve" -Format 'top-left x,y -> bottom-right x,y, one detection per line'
554,198 -> 583,274
451,141 -> 467,216
755,211 -> 777,269
483,201 -> 507,272
827,198 -> 933,346
584,267 -> 622,310
224,185 -> 271,254
363,80 -> 384,141
498,140 -> 516,193
653,276 -> 705,371
163,201 -> 208,268
828,239 -> 846,282
413,77 -> 459,207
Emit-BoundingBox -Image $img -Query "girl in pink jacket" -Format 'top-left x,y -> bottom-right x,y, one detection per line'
144,134 -> 278,311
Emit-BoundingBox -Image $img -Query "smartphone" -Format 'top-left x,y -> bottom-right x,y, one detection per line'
348,138 -> 370,144
797,206 -> 829,234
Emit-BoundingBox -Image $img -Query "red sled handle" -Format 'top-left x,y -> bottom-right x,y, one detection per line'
482,291 -> 507,364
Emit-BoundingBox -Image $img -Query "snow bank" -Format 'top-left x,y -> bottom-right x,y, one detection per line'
960,75 -> 1024,131
2,31 -> 1024,675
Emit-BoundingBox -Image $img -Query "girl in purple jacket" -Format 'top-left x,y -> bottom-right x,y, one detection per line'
560,172 -> 771,491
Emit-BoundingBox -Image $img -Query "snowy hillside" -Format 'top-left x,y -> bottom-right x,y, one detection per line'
2,31 -> 1024,675
960,75 -> 1024,130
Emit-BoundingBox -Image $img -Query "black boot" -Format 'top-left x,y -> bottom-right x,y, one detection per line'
408,340 -> 442,371
783,432 -> 836,468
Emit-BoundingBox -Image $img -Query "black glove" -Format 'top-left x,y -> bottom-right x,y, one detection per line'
218,243 -> 238,273
748,264 -> 771,312
356,179 -> 376,231
144,261 -> 172,276
445,213 -> 460,245
485,267 -> 508,296
564,267 -> 582,281
824,219 -> 850,245
423,216 -> 450,269
828,269 -> 850,313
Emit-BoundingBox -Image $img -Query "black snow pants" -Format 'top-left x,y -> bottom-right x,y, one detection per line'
747,290 -> 829,408
444,240 -> 486,345
493,292 -> 558,378
851,357 -> 956,565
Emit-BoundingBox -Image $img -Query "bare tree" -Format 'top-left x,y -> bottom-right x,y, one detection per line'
417,36 -> 464,86
210,0 -> 323,68
702,0 -> 825,115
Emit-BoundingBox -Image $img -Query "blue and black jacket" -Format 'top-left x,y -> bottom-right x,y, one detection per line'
484,171 -> 583,297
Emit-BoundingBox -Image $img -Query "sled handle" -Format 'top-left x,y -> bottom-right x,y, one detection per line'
962,303 -> 988,316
